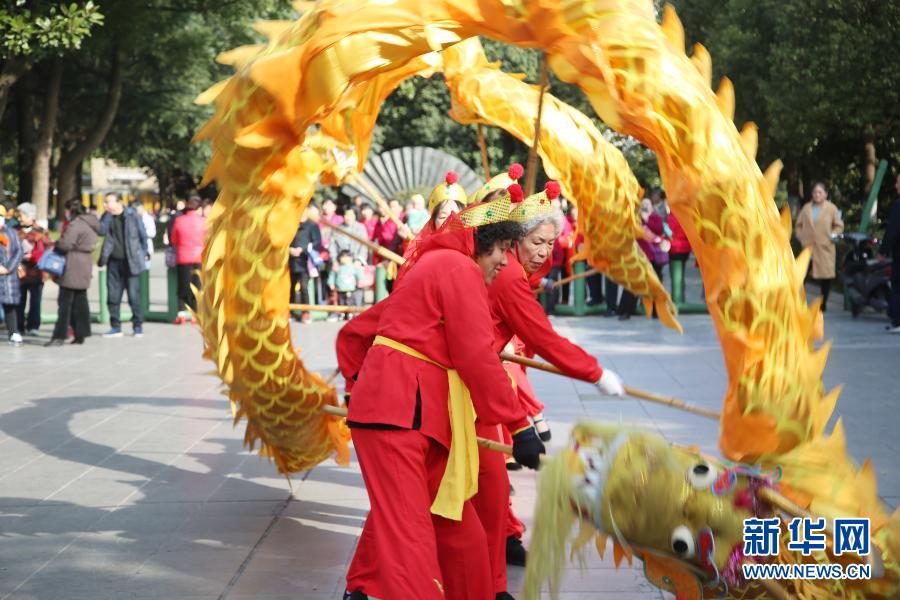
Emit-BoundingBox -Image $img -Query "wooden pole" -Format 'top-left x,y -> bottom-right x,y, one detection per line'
319,218 -> 406,265
477,124 -> 491,179
524,53 -> 549,196
534,268 -> 599,293
324,367 -> 340,384
289,304 -> 367,314
498,352 -> 721,420
350,174 -> 414,240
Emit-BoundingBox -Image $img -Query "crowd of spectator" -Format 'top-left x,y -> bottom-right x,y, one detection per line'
4,176 -> 899,343
0,193 -> 211,347
290,194 -> 430,323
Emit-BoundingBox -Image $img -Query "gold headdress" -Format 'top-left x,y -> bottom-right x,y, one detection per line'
428,171 -> 469,213
469,163 -> 524,204
509,181 -> 561,223
459,189 -> 512,227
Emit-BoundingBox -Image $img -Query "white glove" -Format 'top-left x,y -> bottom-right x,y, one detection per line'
596,369 -> 625,396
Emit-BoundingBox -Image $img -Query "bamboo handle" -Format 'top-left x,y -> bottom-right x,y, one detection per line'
289,304 -> 368,314
524,52 -> 549,196
499,352 -> 721,420
318,218 -> 406,265
350,175 -> 414,241
534,268 -> 599,293
621,386 -> 721,420
477,123 -> 491,179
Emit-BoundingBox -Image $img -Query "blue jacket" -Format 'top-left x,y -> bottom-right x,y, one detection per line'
99,207 -> 148,275
0,226 -> 23,305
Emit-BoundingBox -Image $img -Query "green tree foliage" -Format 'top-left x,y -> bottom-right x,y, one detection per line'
100,0 -> 295,201
671,0 -> 900,223
0,0 -> 103,57
1,0 -> 295,212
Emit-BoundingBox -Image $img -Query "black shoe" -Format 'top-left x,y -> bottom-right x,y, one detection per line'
603,309 -> 617,317
342,590 -> 367,600
496,593 -> 516,600
71,337 -> 85,345
618,313 -> 631,321
506,535 -> 527,566
506,461 -> 523,471
43,338 -> 65,347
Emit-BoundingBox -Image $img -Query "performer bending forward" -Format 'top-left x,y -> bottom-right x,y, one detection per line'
473,182 -> 627,597
339,190 -> 546,600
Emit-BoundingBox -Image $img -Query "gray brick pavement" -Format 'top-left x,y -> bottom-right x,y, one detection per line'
1,298 -> 897,599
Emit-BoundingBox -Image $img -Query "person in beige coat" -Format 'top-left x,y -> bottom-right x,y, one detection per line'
795,182 -> 844,311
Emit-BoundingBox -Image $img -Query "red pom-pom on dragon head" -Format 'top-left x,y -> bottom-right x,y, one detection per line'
507,163 -> 524,180
445,171 -> 459,185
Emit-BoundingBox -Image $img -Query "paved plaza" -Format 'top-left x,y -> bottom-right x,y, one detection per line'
1,288 -> 898,599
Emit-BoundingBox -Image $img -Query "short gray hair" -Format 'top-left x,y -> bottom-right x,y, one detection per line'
16,202 -> 37,218
522,208 -> 565,239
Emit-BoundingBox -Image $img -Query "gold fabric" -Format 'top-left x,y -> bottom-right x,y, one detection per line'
195,2 -> 898,595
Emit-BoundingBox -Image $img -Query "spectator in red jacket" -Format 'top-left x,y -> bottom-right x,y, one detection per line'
360,204 -> 378,240
169,197 -> 206,322
14,202 -> 53,335
666,206 -> 692,305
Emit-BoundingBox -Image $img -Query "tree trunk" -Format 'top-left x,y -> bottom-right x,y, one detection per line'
30,60 -> 63,222
0,57 -> 30,124
56,49 -> 123,215
16,80 -> 34,204
862,132 -> 877,195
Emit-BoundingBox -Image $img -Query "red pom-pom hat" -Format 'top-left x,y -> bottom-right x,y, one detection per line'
544,181 -> 561,200
507,183 -> 525,203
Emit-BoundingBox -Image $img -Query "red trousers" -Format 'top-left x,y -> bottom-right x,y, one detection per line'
347,428 -> 493,599
472,423 -> 512,594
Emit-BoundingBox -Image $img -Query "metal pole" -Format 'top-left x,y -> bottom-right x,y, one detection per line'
859,159 -> 888,232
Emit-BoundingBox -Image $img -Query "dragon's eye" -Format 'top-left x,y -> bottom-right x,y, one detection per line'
687,461 -> 718,489
671,525 -> 696,558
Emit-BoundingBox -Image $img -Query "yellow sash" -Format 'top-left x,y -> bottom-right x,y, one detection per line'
373,335 -> 478,521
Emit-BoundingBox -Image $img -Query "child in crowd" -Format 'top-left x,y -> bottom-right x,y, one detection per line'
327,250 -> 365,320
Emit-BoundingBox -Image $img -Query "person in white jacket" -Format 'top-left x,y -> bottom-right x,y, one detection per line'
135,204 -> 157,270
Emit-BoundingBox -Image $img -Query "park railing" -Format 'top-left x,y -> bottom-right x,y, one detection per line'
541,260 -> 708,316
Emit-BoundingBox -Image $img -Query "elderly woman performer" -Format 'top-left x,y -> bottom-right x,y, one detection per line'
337,189 -> 546,600
474,182 -> 627,597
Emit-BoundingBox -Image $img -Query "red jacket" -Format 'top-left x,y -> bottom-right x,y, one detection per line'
551,218 -> 574,269
488,251 -> 602,383
339,248 -> 528,448
667,212 -> 691,255
170,210 -> 206,264
363,217 -> 379,240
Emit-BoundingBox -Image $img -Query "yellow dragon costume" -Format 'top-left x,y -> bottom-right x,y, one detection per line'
194,1 -> 899,596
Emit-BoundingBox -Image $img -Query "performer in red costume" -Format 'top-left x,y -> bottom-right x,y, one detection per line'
339,190 -> 546,600
397,165 -> 524,285
472,181 -> 628,597
395,170 -> 470,283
